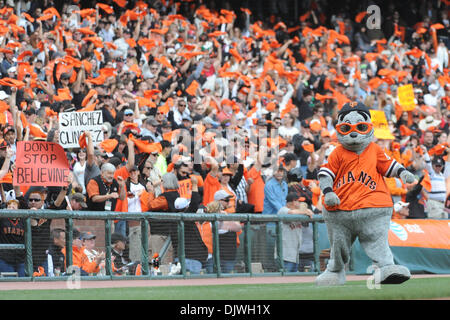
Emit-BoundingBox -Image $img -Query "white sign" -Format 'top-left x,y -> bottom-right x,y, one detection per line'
58,111 -> 104,149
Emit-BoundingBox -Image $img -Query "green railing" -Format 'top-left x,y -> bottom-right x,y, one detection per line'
0,210 -> 325,281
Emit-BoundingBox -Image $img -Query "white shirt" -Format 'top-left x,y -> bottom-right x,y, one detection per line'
127,182 -> 145,212
278,126 -> 300,140
173,107 -> 191,126
423,93 -> 438,107
73,161 -> 86,194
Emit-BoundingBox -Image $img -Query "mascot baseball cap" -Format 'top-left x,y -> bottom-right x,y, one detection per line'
338,102 -> 371,117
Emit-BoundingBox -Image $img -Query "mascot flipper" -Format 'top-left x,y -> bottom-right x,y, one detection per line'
316,102 -> 413,286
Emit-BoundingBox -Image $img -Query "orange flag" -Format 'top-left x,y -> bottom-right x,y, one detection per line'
77,27 -> 96,36
20,112 -> 47,139
128,64 -> 141,77
177,51 -> 204,60
99,139 -> 118,153
302,142 -> 315,153
229,48 -> 243,62
53,88 -> 73,101
37,14 -> 54,21
355,12 -> 367,23
78,132 -> 87,148
150,28 -> 169,35
267,137 -> 287,149
22,12 -> 35,22
186,80 -> 199,96
154,56 -> 175,71
45,107 -> 58,118
97,3 -> 114,14
315,93 -> 335,102
113,0 -> 127,8
399,125 -> 416,136
428,144 -> 447,156
129,135 -> 162,154
82,89 -> 97,107
421,170 -> 432,192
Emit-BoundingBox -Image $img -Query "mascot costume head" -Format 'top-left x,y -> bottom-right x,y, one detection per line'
316,102 -> 415,286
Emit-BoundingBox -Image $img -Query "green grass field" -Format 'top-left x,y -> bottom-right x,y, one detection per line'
0,277 -> 449,300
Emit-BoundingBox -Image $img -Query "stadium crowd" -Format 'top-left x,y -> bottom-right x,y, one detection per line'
0,0 -> 449,277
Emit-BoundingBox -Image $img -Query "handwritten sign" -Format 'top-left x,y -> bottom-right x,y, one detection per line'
58,111 -> 104,149
397,84 -> 416,111
13,141 -> 70,186
370,109 -> 388,126
370,110 -> 395,140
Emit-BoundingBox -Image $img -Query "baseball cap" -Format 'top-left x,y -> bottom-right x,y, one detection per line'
221,167 -> 233,175
94,149 -> 107,157
174,197 -> 190,210
130,164 -> 139,171
428,83 -> 438,92
393,201 -> 409,212
321,129 -> 331,137
301,120 -> 310,129
214,190 -> 232,201
81,231 -> 96,240
338,102 -> 371,117
161,121 -> 171,128
3,126 -> 14,135
69,193 -> 88,208
432,157 -> 444,166
124,109 -> 134,115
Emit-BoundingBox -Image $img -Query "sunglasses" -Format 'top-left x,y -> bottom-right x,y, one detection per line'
29,198 -> 42,202
336,122 -> 373,135
221,198 -> 230,202
144,166 -> 152,169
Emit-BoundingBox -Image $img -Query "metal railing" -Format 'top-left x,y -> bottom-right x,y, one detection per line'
0,210 -> 325,281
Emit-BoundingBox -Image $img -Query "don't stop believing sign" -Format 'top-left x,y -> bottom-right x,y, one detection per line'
58,111 -> 104,149
14,141 -> 70,186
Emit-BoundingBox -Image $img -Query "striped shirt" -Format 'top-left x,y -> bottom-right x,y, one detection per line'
235,177 -> 248,203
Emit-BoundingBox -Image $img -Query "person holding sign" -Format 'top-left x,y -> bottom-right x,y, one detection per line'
86,163 -> 126,212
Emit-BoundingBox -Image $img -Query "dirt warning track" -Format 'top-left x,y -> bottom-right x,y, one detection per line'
0,274 -> 448,291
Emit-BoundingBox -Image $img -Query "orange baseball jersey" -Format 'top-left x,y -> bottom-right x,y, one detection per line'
318,142 -> 399,211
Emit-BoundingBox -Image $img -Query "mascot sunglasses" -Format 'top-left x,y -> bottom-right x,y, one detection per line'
335,122 -> 373,135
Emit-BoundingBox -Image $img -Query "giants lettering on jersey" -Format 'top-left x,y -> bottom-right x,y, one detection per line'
2,226 -> 25,236
335,170 -> 377,190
